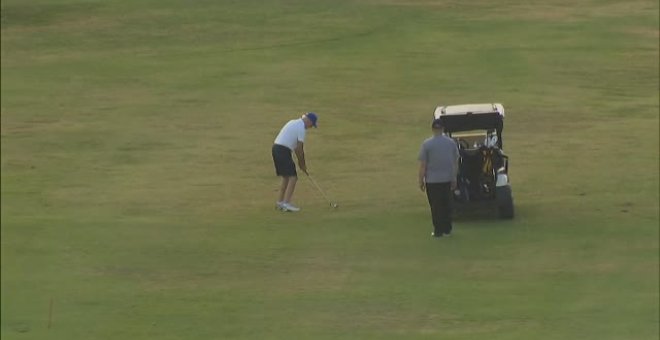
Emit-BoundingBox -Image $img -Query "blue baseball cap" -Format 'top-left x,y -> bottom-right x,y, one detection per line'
305,112 -> 318,128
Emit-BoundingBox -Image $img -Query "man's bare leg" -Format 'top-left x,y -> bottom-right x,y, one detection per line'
278,177 -> 289,203
284,176 -> 298,203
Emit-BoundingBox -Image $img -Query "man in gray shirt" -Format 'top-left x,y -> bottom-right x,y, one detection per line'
418,118 -> 459,238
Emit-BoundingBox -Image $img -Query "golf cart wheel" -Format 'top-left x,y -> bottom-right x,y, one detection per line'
496,186 -> 514,219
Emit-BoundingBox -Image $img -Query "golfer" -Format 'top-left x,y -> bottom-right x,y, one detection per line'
272,112 -> 318,212
418,118 -> 459,237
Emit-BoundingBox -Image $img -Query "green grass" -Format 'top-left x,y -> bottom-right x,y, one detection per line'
2,0 -> 658,339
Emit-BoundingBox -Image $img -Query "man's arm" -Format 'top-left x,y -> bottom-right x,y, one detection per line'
418,161 -> 426,192
294,141 -> 307,174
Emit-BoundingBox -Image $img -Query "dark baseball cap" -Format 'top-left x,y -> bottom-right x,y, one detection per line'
305,112 -> 318,128
431,118 -> 443,129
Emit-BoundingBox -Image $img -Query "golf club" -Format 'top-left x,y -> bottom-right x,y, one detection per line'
306,173 -> 338,209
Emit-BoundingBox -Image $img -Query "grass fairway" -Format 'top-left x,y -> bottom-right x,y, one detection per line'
1,0 -> 658,339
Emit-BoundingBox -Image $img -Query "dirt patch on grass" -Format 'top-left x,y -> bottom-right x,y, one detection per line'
506,0 -> 657,20
0,119 -> 88,136
358,0 -> 658,22
1,1 -> 114,32
625,27 -> 660,39
588,0 -> 659,18
358,0 -> 460,8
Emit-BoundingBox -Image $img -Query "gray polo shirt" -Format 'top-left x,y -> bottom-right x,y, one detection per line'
418,134 -> 459,183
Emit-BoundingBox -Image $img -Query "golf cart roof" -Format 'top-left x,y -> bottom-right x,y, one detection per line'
433,103 -> 505,133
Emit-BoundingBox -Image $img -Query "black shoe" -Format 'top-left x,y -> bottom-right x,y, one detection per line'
432,232 -> 442,238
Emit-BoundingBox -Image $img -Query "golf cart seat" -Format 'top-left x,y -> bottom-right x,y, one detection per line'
459,149 -> 483,181
459,146 -> 504,179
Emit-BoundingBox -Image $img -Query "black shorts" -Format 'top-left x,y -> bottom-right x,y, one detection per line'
272,144 -> 297,177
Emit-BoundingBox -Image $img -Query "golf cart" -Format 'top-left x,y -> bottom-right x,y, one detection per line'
434,103 -> 514,219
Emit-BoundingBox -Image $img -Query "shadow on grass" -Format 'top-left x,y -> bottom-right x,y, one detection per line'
453,201 -> 512,226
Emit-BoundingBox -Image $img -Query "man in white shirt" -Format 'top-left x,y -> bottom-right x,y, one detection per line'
272,112 -> 318,212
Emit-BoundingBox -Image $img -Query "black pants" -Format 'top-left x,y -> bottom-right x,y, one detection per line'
426,182 -> 453,235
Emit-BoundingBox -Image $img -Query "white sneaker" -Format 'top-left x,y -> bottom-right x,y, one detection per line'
276,201 -> 285,211
281,202 -> 300,212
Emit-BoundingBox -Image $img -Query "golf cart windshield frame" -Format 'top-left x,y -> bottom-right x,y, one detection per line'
437,112 -> 503,134
437,112 -> 504,149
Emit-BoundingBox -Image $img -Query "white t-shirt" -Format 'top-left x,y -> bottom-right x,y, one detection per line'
274,119 -> 305,151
